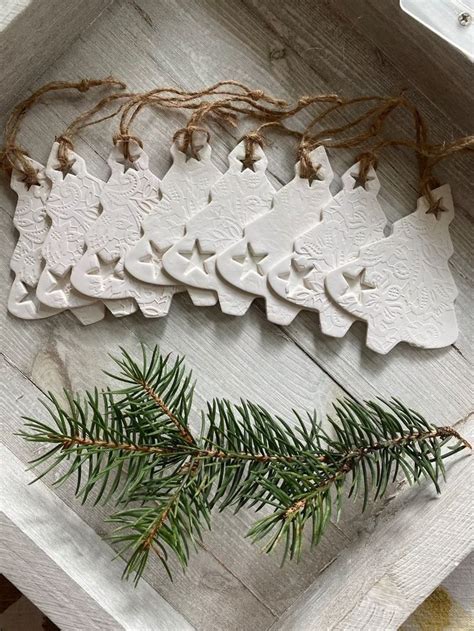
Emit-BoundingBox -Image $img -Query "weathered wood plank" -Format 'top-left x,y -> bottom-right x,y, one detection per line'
0,0 -> 114,112
0,445 -> 195,631
401,552 -> 474,630
0,515 -> 122,631
330,0 -> 473,134
0,217 -> 280,630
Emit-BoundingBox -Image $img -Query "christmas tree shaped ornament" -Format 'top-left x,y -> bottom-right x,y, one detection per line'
268,161 -> 386,336
2,78 -> 127,323
71,138 -> 178,317
162,138 -> 275,314
7,158 -> 62,320
8,160 -> 109,325
35,142 -> 105,320
325,184 -> 458,353
36,142 -> 136,320
125,130 -> 222,308
216,146 -> 333,325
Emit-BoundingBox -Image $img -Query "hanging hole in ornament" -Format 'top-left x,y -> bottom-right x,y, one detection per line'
425,197 -> 447,220
21,171 -> 40,190
120,155 -> 139,172
306,163 -> 324,187
175,128 -> 208,162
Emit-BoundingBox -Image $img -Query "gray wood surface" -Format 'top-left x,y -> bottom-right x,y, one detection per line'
0,445 -> 194,631
0,0 -> 112,112
0,1 -> 472,629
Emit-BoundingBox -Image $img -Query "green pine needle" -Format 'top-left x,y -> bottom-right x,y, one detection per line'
20,345 -> 471,582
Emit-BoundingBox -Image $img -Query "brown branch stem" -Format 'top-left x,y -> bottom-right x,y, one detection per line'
284,427 -> 471,518
140,380 -> 196,446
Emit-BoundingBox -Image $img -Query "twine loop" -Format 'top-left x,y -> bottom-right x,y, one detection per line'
173,125 -> 210,160
240,131 -> 265,170
298,142 -> 321,181
113,132 -> 144,162
0,77 -> 472,225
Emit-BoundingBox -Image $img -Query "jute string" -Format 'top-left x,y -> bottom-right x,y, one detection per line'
0,78 -> 126,185
2,78 -> 472,217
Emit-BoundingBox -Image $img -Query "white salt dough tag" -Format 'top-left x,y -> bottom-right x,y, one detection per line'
162,140 -> 275,315
36,143 -> 105,314
8,159 -> 61,320
36,144 -> 135,320
268,163 -> 386,336
325,184 -> 458,353
71,140 -> 177,317
8,158 -> 105,325
125,139 -> 222,309
216,146 -> 333,325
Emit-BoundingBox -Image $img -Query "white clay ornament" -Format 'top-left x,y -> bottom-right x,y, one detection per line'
8,158 -> 62,320
162,140 -> 275,315
71,139 -> 178,317
125,136 -> 222,308
37,142 -> 137,320
268,162 -> 386,336
325,184 -> 458,353
34,142 -> 106,325
217,146 -> 333,325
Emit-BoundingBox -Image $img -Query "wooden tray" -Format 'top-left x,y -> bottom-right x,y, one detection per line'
1,1 -> 472,629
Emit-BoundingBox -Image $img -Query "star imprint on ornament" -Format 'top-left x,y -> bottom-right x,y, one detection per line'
342,269 -> 376,302
86,255 -> 125,281
279,259 -> 310,295
179,240 -> 214,275
18,281 -> 42,307
46,269 -> 71,297
139,241 -> 171,270
232,243 -> 267,278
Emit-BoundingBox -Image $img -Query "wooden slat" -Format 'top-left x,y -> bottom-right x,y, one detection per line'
330,0 -> 473,133
0,445 -> 194,631
0,0 -> 114,112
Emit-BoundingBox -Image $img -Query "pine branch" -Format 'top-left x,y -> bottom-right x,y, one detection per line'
20,346 -> 470,582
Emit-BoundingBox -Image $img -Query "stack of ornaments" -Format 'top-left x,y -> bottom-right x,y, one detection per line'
8,133 -> 458,354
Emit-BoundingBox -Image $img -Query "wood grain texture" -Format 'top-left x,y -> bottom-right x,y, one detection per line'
0,0 -> 472,629
401,554 -> 474,630
330,0 -> 474,134
0,445 -> 194,631
0,0 -> 113,112
1,515 -> 120,631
